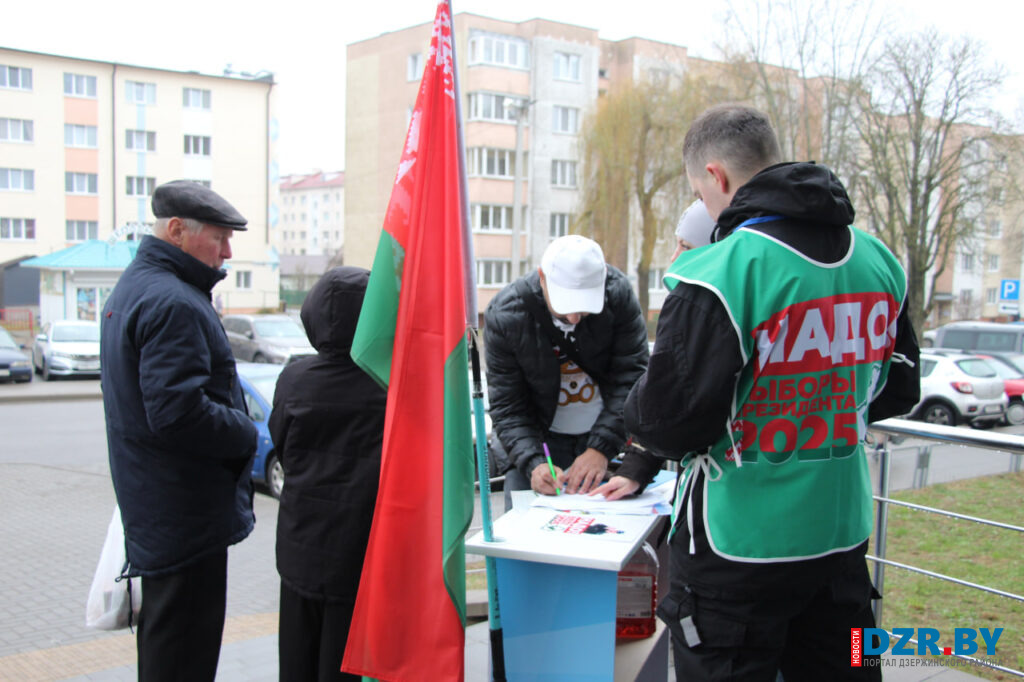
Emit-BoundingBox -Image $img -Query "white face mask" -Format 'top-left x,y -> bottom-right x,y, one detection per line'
551,314 -> 576,334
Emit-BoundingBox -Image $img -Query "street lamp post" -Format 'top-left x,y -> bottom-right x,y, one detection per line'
505,98 -> 533,281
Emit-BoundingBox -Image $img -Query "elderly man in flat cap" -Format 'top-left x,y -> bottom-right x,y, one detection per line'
100,180 -> 257,681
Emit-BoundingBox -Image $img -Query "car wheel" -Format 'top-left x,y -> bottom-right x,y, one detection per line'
920,402 -> 956,426
266,453 -> 284,499
41,360 -> 53,382
1006,401 -> 1024,426
253,353 -> 268,363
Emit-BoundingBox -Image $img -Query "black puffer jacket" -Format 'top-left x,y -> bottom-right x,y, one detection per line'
483,267 -> 650,478
101,235 -> 257,577
269,267 -> 387,601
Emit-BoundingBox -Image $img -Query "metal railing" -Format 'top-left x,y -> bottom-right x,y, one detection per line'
868,418 -> 1024,678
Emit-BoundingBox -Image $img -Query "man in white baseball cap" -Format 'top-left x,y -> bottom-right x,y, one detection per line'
483,234 -> 658,508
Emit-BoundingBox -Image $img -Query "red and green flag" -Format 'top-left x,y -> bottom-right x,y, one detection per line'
343,2 -> 475,681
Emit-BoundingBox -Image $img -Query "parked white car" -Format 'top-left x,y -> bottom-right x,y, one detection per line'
909,351 -> 1007,427
32,320 -> 101,381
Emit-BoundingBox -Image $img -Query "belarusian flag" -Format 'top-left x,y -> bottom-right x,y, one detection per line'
343,2 -> 474,681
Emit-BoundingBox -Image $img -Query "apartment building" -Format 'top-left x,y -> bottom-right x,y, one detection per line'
278,171 -> 345,257
345,14 -> 695,317
0,47 -> 280,325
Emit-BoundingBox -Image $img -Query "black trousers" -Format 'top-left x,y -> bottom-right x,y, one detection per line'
659,544 -> 883,682
137,549 -> 227,682
278,581 -> 360,682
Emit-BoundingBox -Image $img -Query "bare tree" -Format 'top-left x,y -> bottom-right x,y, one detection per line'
852,30 -> 1008,330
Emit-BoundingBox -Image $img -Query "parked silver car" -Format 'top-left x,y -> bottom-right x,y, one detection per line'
221,314 -> 315,365
909,351 -> 1007,427
32,320 -> 101,381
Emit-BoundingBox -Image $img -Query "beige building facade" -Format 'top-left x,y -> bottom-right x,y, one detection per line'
0,47 -> 280,324
278,171 -> 345,257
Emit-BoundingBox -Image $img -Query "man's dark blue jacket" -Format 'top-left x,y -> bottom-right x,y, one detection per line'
101,235 -> 257,577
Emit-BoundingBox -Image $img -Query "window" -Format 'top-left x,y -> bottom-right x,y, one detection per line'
125,129 -> 156,151
182,87 -> 211,109
553,53 -> 581,82
552,106 -> 579,134
960,252 -> 974,271
65,172 -> 98,195
63,73 -> 96,98
476,259 -> 512,286
65,124 -> 98,148
0,168 -> 34,191
0,118 -> 33,142
235,271 -> 252,289
467,32 -> 529,69
1,65 -> 32,90
550,213 -> 571,238
649,69 -> 670,86
959,289 -> 973,305
988,254 -> 1000,272
551,160 -> 577,188
472,204 -> 513,232
0,217 -> 35,240
987,218 -> 1002,238
467,147 -> 516,178
126,176 -> 156,196
407,53 -> 423,81
184,135 -> 211,156
125,80 -> 156,105
66,220 -> 98,241
467,92 -> 525,122
986,288 -> 998,304
649,267 -> 667,291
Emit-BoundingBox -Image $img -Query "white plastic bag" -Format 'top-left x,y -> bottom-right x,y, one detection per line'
85,505 -> 141,630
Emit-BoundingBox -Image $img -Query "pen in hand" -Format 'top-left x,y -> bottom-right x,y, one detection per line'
542,442 -> 561,496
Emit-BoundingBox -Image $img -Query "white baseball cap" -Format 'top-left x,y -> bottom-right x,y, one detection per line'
675,199 -> 715,248
540,235 -> 607,315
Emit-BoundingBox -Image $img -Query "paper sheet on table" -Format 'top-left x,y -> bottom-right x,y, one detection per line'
519,507 -> 656,543
529,489 -> 671,516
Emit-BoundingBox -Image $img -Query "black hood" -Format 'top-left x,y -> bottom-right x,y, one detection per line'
716,162 -> 854,239
300,266 -> 370,355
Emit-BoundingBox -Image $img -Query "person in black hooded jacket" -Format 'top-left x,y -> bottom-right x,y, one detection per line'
268,266 -> 387,682
595,105 -> 920,681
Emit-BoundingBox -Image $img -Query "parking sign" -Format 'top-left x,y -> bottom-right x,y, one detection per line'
1000,279 -> 1019,300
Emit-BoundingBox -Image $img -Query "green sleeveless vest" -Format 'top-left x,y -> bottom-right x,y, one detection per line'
665,223 -> 907,561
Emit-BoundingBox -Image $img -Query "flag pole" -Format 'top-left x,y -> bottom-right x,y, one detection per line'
448,1 -> 505,680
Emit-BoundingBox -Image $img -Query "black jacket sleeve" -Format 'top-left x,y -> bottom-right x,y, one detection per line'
868,303 -> 921,422
624,283 -> 743,459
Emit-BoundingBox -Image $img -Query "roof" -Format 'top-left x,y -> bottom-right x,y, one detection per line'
280,171 -> 345,191
21,240 -> 140,270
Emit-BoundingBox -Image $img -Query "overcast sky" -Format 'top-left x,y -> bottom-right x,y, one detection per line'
4,0 -> 1018,176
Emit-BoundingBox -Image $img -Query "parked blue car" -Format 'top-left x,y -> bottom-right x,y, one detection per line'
236,361 -> 285,498
0,326 -> 32,383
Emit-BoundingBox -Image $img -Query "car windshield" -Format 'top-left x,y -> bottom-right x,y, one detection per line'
249,375 -> 280,403
984,358 -> 1024,380
955,358 -> 997,378
52,324 -> 99,342
253,319 -> 306,339
0,328 -> 18,349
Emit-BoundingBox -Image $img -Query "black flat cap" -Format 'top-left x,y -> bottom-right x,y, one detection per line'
152,180 -> 248,230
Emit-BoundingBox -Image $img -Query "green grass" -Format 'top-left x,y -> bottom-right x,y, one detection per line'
871,471 -> 1024,680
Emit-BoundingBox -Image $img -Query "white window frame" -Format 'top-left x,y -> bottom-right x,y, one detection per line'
467,32 -> 529,69
126,176 -> 156,197
960,252 -> 974,271
235,270 -> 252,290
551,160 -> 577,188
0,168 -> 34,191
476,259 -> 513,287
552,106 -> 579,134
988,254 -> 1000,272
65,172 -> 98,195
468,147 -> 516,179
0,118 -> 33,142
182,87 -> 211,109
65,124 -> 98,148
553,53 -> 581,82
66,220 -> 99,241
550,213 -> 571,238
184,135 -> 211,156
986,287 -> 998,304
467,92 -> 525,123
125,129 -> 156,152
987,218 -> 1002,238
472,204 -> 513,232
649,267 -> 667,292
959,289 -> 973,305
1,65 -> 32,91
0,217 -> 36,240
407,53 -> 423,82
125,80 -> 156,105
63,73 -> 96,98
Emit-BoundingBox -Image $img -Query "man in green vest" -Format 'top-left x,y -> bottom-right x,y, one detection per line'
595,104 -> 920,680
